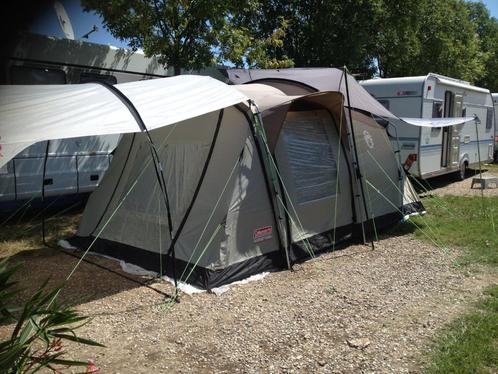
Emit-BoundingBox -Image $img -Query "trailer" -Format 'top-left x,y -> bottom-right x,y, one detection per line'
360,73 -> 495,179
0,33 -> 169,203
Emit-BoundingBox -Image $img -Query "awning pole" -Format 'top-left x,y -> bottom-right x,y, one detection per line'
474,115 -> 485,213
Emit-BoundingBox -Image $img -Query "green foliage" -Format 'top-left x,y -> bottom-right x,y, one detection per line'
253,0 -> 379,76
425,285 -> 498,373
0,259 -> 104,373
466,1 -> 498,91
409,195 -> 498,265
82,0 -> 292,74
84,0 -> 498,88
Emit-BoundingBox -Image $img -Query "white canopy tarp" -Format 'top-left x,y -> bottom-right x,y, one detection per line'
399,117 -> 475,128
0,75 -> 249,167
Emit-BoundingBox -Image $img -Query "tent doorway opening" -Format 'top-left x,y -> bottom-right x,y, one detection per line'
275,108 -> 353,245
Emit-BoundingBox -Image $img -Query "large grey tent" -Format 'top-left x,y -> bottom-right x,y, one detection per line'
70,77 -> 421,289
0,72 -> 423,290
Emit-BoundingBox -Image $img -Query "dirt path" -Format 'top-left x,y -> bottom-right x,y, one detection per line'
3,234 -> 495,373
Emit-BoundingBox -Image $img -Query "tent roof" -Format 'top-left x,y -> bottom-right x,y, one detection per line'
234,84 -> 301,111
0,75 -> 249,167
226,68 -> 395,119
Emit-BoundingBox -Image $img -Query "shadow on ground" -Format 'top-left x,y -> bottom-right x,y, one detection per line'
0,208 -> 161,319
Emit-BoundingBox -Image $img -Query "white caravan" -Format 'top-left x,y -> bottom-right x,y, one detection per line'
361,73 -> 495,179
0,33 -> 168,202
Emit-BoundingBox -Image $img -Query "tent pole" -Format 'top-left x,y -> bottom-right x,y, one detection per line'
249,101 -> 292,270
342,67 -> 374,250
165,109 -> 224,286
92,82 -> 179,301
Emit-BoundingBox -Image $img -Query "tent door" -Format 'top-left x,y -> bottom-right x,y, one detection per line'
275,109 -> 352,243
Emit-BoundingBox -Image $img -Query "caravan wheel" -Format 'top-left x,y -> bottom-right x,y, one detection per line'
458,161 -> 468,180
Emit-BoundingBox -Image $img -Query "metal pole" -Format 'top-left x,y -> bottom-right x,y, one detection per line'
342,67 -> 374,249
474,116 -> 485,209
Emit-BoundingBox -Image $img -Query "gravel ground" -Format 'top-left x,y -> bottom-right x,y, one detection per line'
2,166 -> 498,372
2,235 -> 496,373
421,166 -> 498,197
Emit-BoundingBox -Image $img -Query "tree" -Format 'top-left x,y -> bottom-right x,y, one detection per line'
82,0 -> 293,74
371,0 -> 425,78
466,1 -> 498,91
250,0 -> 378,77
371,0 -> 487,83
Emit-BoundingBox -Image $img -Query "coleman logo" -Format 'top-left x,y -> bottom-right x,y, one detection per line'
253,226 -> 273,243
363,130 -> 374,149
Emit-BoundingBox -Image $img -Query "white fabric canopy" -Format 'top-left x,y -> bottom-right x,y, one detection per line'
399,117 -> 475,128
0,75 -> 249,167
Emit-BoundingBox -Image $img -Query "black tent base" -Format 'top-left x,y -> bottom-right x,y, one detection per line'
67,205 -> 421,290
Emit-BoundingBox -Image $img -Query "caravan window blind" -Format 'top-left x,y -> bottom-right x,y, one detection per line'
282,111 -> 338,204
486,108 -> 493,130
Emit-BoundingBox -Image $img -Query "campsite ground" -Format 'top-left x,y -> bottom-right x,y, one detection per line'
1,165 -> 498,373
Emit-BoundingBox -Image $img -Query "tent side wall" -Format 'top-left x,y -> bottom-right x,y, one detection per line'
350,110 -> 405,233
72,106 -> 286,288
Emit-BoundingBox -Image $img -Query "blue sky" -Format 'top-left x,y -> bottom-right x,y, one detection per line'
480,0 -> 498,17
30,0 -> 129,48
31,0 -> 498,49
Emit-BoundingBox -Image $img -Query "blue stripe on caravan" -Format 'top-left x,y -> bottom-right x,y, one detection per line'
397,137 -> 420,141
420,140 -> 493,149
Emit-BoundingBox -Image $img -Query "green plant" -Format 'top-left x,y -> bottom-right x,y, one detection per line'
0,259 -> 104,373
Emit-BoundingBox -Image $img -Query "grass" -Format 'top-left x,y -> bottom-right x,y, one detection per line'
483,162 -> 498,173
395,192 -> 498,372
409,195 -> 498,266
425,285 -> 498,374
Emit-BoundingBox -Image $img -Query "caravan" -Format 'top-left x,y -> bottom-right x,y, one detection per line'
0,33 -> 168,203
360,73 -> 495,179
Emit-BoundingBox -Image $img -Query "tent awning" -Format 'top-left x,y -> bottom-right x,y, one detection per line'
398,117 -> 475,128
0,75 -> 249,167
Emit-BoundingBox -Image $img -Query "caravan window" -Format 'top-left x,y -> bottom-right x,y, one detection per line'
486,108 -> 493,129
10,66 -> 66,85
80,72 -> 117,85
444,91 -> 455,117
432,102 -> 443,118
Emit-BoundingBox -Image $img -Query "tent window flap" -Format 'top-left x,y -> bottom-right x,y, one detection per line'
281,110 -> 338,204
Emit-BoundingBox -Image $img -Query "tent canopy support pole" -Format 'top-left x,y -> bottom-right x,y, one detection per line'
94,82 -> 179,300
342,67 -> 374,250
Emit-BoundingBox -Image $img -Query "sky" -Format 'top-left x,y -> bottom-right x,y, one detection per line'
31,0 -> 498,50
480,0 -> 498,18
30,0 -> 129,48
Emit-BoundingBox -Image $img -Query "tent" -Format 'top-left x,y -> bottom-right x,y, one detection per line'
70,79 -> 422,289
0,73 -> 423,290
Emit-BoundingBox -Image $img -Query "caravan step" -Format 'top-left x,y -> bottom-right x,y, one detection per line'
471,176 -> 498,189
